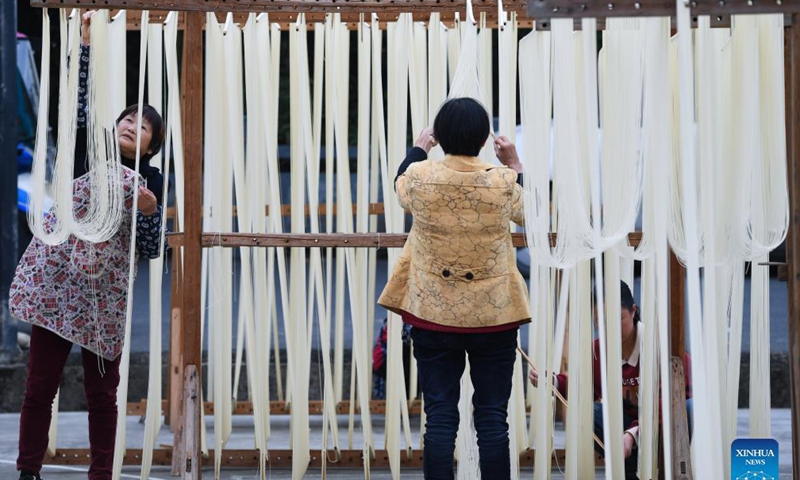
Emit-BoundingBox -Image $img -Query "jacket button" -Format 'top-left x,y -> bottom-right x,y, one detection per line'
465,272 -> 474,280
442,269 -> 451,278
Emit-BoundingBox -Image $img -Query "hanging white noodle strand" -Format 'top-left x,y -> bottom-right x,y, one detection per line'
384,16 -> 413,478
638,17 -> 672,480
426,13 -> 447,161
26,8 -> 53,243
31,9 -> 80,246
68,9 -> 126,244
676,1 -> 722,478
518,26 -> 551,460
204,13 -> 235,477
260,20 -> 288,406
599,254 -> 626,479
111,9 -> 149,480
139,17 -> 166,480
315,15 -> 342,471
242,13 -> 275,474
530,265 -> 555,480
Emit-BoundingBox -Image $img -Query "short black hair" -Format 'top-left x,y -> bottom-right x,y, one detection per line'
116,104 -> 165,163
593,280 -> 641,324
620,281 -> 640,324
433,97 -> 490,157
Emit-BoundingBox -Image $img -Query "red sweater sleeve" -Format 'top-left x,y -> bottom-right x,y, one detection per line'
554,339 -> 602,399
555,373 -> 568,397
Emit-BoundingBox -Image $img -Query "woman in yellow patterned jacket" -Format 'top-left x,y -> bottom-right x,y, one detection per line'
379,97 -> 530,480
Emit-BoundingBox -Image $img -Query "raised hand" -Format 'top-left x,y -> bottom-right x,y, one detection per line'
81,10 -> 98,46
494,135 -> 523,174
137,186 -> 158,216
414,126 -> 438,154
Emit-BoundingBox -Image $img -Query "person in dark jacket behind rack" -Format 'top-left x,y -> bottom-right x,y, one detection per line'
10,10 -> 165,480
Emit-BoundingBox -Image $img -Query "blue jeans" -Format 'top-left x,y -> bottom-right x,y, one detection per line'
411,326 -> 518,480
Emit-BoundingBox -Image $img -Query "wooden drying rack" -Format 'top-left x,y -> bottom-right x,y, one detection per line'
27,0 -> 800,478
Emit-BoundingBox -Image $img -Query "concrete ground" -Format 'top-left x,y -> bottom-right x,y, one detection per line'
0,409 -> 793,479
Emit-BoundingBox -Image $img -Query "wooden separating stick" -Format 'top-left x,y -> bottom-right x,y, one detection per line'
517,346 -> 606,451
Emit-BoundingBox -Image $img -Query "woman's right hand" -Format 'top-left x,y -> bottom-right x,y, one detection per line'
528,366 -> 539,387
529,366 -> 559,391
413,126 -> 437,154
81,10 -> 97,46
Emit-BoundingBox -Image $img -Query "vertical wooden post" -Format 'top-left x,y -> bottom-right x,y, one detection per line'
182,365 -> 200,480
670,357 -> 692,480
669,251 -> 685,360
786,14 -> 800,480
167,248 -> 183,427
172,10 -> 204,478
667,250 -> 690,479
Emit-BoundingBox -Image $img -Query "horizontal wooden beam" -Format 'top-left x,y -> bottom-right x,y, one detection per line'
691,0 -> 800,16
46,447 -> 575,467
54,6 -> 795,30
31,0 -> 528,18
166,231 -> 643,249
528,0 -> 800,20
127,399 -> 424,416
122,6 -> 794,31
118,9 -> 534,29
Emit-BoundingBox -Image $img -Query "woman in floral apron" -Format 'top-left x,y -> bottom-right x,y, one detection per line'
10,11 -> 165,480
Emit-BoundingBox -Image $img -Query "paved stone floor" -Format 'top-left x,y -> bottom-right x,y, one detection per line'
0,409 -> 793,479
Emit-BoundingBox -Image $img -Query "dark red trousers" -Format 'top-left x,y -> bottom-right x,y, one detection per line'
17,325 -> 121,480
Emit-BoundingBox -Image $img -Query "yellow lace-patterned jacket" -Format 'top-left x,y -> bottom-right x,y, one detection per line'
378,154 -> 532,329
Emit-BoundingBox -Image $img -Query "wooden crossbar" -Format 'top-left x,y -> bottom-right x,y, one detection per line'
31,0 -> 528,17
527,0 -> 800,19
165,231 -> 644,248
110,6 -> 793,30
46,447 -> 576,467
127,399 -> 425,416
120,9 -> 535,28
103,7 -> 793,31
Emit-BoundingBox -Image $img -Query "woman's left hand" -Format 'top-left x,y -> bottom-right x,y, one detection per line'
494,135 -> 523,173
81,10 -> 97,46
414,126 -> 437,153
138,186 -> 158,216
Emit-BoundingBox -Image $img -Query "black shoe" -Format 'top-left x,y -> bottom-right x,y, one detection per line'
19,471 -> 42,480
